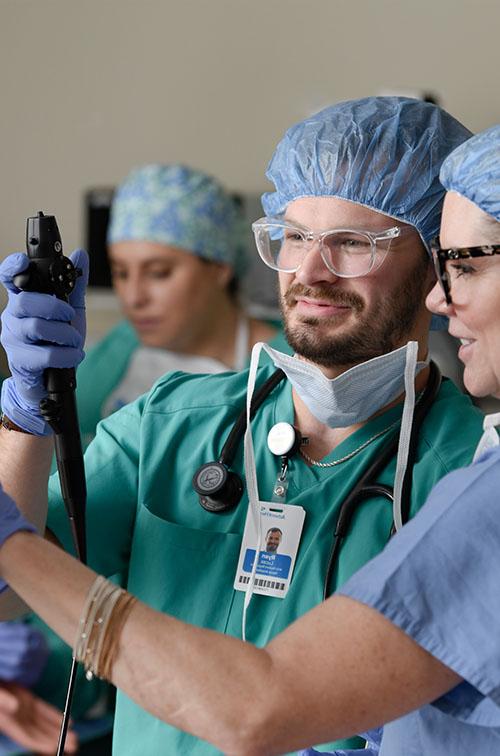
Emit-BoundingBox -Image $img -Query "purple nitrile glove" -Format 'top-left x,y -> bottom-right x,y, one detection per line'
0,249 -> 88,435
0,484 -> 38,593
0,621 -> 49,687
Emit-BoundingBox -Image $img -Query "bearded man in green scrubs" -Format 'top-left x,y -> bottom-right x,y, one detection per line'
0,97 -> 483,754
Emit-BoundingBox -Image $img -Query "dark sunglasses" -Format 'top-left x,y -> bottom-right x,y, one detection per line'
430,237 -> 500,304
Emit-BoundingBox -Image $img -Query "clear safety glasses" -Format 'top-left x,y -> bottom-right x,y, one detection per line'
430,238 -> 500,304
251,217 -> 403,278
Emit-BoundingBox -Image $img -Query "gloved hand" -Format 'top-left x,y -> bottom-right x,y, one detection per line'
0,484 -> 37,593
0,622 -> 49,687
0,249 -> 88,435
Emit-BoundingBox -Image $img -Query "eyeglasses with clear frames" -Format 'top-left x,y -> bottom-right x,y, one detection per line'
252,217 -> 405,278
430,237 -> 500,305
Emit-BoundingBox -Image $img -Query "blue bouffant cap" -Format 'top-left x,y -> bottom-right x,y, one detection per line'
108,164 -> 246,277
262,97 -> 472,246
440,125 -> 500,222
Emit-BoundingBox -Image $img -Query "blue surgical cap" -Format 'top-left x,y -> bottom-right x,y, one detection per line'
108,164 -> 246,277
440,125 -> 500,222
262,97 -> 472,246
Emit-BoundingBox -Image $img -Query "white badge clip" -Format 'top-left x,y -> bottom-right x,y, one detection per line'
234,501 -> 305,599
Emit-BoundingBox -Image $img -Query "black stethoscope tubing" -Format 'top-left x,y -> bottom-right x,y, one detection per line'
322,360 -> 442,598
218,368 -> 286,464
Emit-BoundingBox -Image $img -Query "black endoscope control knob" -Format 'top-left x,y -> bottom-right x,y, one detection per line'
39,397 -> 64,435
12,211 -> 81,300
192,462 -> 243,514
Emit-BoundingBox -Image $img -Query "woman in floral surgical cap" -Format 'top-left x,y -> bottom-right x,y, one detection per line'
78,164 -> 286,445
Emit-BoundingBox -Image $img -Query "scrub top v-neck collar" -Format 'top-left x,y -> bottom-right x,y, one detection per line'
269,376 -> 407,491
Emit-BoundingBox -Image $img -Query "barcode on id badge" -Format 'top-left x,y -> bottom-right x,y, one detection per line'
238,575 -> 285,591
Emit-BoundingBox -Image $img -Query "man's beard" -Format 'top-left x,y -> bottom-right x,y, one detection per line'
281,257 -> 430,369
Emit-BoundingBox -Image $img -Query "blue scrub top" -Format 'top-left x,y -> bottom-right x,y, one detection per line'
313,445 -> 500,755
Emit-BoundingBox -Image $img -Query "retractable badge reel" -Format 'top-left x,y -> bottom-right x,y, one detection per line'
267,422 -> 304,500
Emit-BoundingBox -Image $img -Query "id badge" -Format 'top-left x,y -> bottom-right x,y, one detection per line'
234,502 -> 305,598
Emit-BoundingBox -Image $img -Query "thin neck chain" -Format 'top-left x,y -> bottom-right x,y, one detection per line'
298,388 -> 425,468
299,418 -> 401,468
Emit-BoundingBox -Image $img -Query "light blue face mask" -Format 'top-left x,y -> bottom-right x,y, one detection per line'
259,342 -> 427,428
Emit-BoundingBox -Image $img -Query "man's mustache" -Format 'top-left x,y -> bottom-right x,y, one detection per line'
283,284 -> 364,312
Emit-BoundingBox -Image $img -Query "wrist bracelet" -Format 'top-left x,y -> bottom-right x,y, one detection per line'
75,575 -> 137,682
0,414 -> 33,434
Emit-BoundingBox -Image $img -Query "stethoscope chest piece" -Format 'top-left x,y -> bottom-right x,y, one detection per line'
192,461 -> 244,513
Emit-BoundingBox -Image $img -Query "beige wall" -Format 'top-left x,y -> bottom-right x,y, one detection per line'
0,0 -> 498,257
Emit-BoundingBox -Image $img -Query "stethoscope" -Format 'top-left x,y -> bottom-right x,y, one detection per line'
192,361 -> 442,598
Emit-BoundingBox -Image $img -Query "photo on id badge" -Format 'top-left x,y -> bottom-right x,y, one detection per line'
234,501 -> 305,599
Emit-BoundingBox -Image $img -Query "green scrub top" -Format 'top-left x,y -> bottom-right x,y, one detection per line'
40,319 -> 289,734
25,615 -> 111,720
76,321 -> 139,449
47,366 -> 483,755
75,319 -> 291,449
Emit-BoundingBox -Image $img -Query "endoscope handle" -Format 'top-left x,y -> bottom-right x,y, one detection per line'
41,371 -> 87,562
16,212 -> 87,755
14,212 -> 81,298
16,212 -> 87,562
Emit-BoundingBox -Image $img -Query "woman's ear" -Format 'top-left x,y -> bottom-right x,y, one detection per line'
215,262 -> 234,289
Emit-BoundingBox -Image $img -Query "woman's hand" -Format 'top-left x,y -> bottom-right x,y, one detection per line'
0,682 -> 78,753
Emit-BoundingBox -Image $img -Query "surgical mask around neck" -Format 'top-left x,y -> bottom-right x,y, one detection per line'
260,342 -> 428,428
473,412 -> 500,463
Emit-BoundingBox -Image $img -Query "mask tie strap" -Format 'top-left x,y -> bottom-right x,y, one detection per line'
242,342 -> 265,641
484,412 -> 500,429
392,341 -> 418,532
233,314 -> 250,371
472,412 -> 500,463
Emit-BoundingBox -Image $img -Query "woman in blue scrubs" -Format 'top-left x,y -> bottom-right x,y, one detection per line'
309,125 -> 500,754
0,125 -> 499,756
